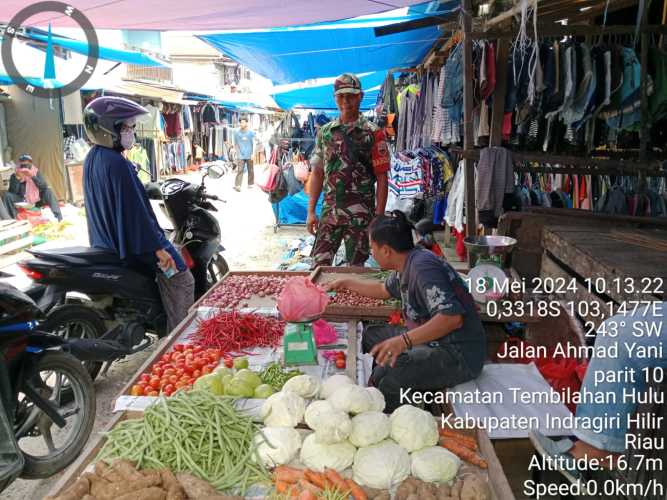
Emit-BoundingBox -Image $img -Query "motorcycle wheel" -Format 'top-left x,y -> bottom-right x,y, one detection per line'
43,305 -> 106,381
206,254 -> 229,287
16,351 -> 95,479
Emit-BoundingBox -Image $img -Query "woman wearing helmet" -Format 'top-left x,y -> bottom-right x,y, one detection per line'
83,96 -> 194,333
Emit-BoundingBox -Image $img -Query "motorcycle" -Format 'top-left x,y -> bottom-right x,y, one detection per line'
16,165 -> 229,380
0,281 -> 96,493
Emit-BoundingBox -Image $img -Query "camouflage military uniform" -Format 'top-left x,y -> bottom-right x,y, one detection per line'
310,115 -> 390,267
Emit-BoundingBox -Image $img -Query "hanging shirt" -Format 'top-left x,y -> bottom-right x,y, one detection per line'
83,145 -> 185,273
233,128 -> 255,160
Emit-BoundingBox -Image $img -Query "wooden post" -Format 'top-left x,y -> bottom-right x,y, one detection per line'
462,0 -> 477,242
489,37 -> 510,146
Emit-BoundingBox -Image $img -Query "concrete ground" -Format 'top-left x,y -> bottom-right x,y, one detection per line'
1,169 -> 307,500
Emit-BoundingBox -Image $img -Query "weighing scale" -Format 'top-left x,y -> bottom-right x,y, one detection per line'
463,236 -> 517,304
283,317 -> 319,366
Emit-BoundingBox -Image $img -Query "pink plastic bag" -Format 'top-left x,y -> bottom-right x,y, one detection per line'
312,319 -> 337,346
277,277 -> 329,322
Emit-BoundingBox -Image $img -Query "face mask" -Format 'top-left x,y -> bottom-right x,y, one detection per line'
120,129 -> 135,150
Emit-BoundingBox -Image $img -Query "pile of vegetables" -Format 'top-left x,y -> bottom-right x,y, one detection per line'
257,374 -> 491,499
45,458 -> 244,500
260,362 -> 303,389
328,289 -> 385,308
98,390 -> 269,494
272,466 -> 369,500
191,311 -> 285,353
202,274 -> 292,308
131,344 -> 222,397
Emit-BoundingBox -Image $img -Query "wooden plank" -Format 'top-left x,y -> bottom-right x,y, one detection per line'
0,235 -> 33,255
477,428 -> 516,500
462,0 -> 477,242
489,37 -> 510,146
345,320 -> 357,382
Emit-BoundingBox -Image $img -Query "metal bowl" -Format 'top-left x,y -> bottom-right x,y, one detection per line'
464,236 -> 517,266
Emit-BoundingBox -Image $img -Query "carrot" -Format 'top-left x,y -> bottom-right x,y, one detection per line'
438,428 -> 478,450
298,479 -> 323,495
275,480 -> 291,494
297,491 -> 317,500
440,438 -> 488,468
303,470 -> 328,490
346,478 -> 368,500
274,466 -> 304,483
324,468 -> 349,493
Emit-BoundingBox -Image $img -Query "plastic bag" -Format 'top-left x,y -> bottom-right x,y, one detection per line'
277,277 -> 329,322
312,319 -> 337,346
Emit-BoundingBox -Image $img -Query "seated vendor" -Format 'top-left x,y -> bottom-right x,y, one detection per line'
327,210 -> 486,412
4,154 -> 63,221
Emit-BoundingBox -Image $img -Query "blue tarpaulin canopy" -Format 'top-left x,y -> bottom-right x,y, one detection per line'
272,71 -> 386,110
198,1 -> 458,85
25,32 -> 169,68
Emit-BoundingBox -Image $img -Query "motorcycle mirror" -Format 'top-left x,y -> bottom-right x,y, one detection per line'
207,165 -> 224,180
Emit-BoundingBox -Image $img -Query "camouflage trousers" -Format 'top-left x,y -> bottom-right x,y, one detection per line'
310,220 -> 370,268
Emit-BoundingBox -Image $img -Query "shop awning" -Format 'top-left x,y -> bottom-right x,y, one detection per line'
88,80 -> 185,103
272,72 -> 387,110
0,1 -> 428,31
25,32 -> 169,68
198,3 -> 457,84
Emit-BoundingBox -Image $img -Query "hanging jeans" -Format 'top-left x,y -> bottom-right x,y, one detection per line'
235,159 -> 254,188
573,302 -> 666,452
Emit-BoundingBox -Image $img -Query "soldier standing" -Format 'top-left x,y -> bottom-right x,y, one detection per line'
307,73 -> 390,267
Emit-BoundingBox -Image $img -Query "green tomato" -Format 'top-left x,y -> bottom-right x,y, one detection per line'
234,369 -> 262,390
233,357 -> 249,370
225,378 -> 254,398
253,384 -> 276,399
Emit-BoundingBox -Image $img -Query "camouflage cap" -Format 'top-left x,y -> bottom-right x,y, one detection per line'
334,73 -> 362,95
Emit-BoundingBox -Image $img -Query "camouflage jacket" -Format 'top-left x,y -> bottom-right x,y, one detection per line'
310,115 -> 390,225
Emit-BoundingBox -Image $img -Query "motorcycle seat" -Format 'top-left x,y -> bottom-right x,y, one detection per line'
28,246 -> 123,266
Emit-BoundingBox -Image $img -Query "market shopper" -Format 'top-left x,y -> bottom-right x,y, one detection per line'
233,116 -> 256,191
529,302 -> 666,486
327,211 -> 486,412
82,96 -> 194,333
4,154 -> 63,221
307,73 -> 390,267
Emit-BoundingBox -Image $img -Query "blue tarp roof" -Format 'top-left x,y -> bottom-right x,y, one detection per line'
272,71 -> 386,110
26,32 -> 169,68
199,1 -> 457,84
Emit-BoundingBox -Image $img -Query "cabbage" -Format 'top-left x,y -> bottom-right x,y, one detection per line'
390,405 -> 439,452
304,400 -> 335,428
411,446 -> 461,483
253,427 -> 303,467
282,374 -> 320,399
225,378 -> 254,398
366,387 -> 386,412
328,385 -> 373,414
234,369 -> 262,389
193,373 -> 224,395
299,433 -> 356,472
319,374 -> 354,399
305,400 -> 351,444
352,440 -> 411,489
254,384 -> 276,398
261,391 -> 306,427
349,412 -> 390,447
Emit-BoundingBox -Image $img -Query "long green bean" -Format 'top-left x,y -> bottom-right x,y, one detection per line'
97,390 -> 269,495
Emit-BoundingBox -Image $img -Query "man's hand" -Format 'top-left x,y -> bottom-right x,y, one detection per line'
370,335 -> 407,368
306,212 -> 319,235
326,279 -> 350,292
156,248 -> 177,272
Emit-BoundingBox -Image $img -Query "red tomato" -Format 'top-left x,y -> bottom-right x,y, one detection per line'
161,353 -> 171,363
193,359 -> 205,370
143,385 -> 154,396
147,390 -> 159,397
168,374 -> 179,384
163,384 -> 175,395
175,368 -> 185,377
192,345 -> 203,353
149,377 -> 161,389
163,368 -> 176,377
151,365 -> 163,377
171,351 -> 183,360
202,365 -> 213,375
192,369 -> 201,379
175,380 -> 187,389
336,351 -> 345,359
140,373 -> 150,383
130,385 -> 143,396
335,358 -> 346,369
173,344 -> 185,352
224,358 -> 234,368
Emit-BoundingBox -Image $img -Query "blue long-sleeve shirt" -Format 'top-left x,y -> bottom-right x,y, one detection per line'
83,145 -> 185,272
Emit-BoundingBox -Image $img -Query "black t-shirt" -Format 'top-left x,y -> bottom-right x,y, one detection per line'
385,248 -> 486,370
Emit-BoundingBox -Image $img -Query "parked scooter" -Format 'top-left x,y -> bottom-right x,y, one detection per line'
0,281 -> 96,492
17,165 -> 229,380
